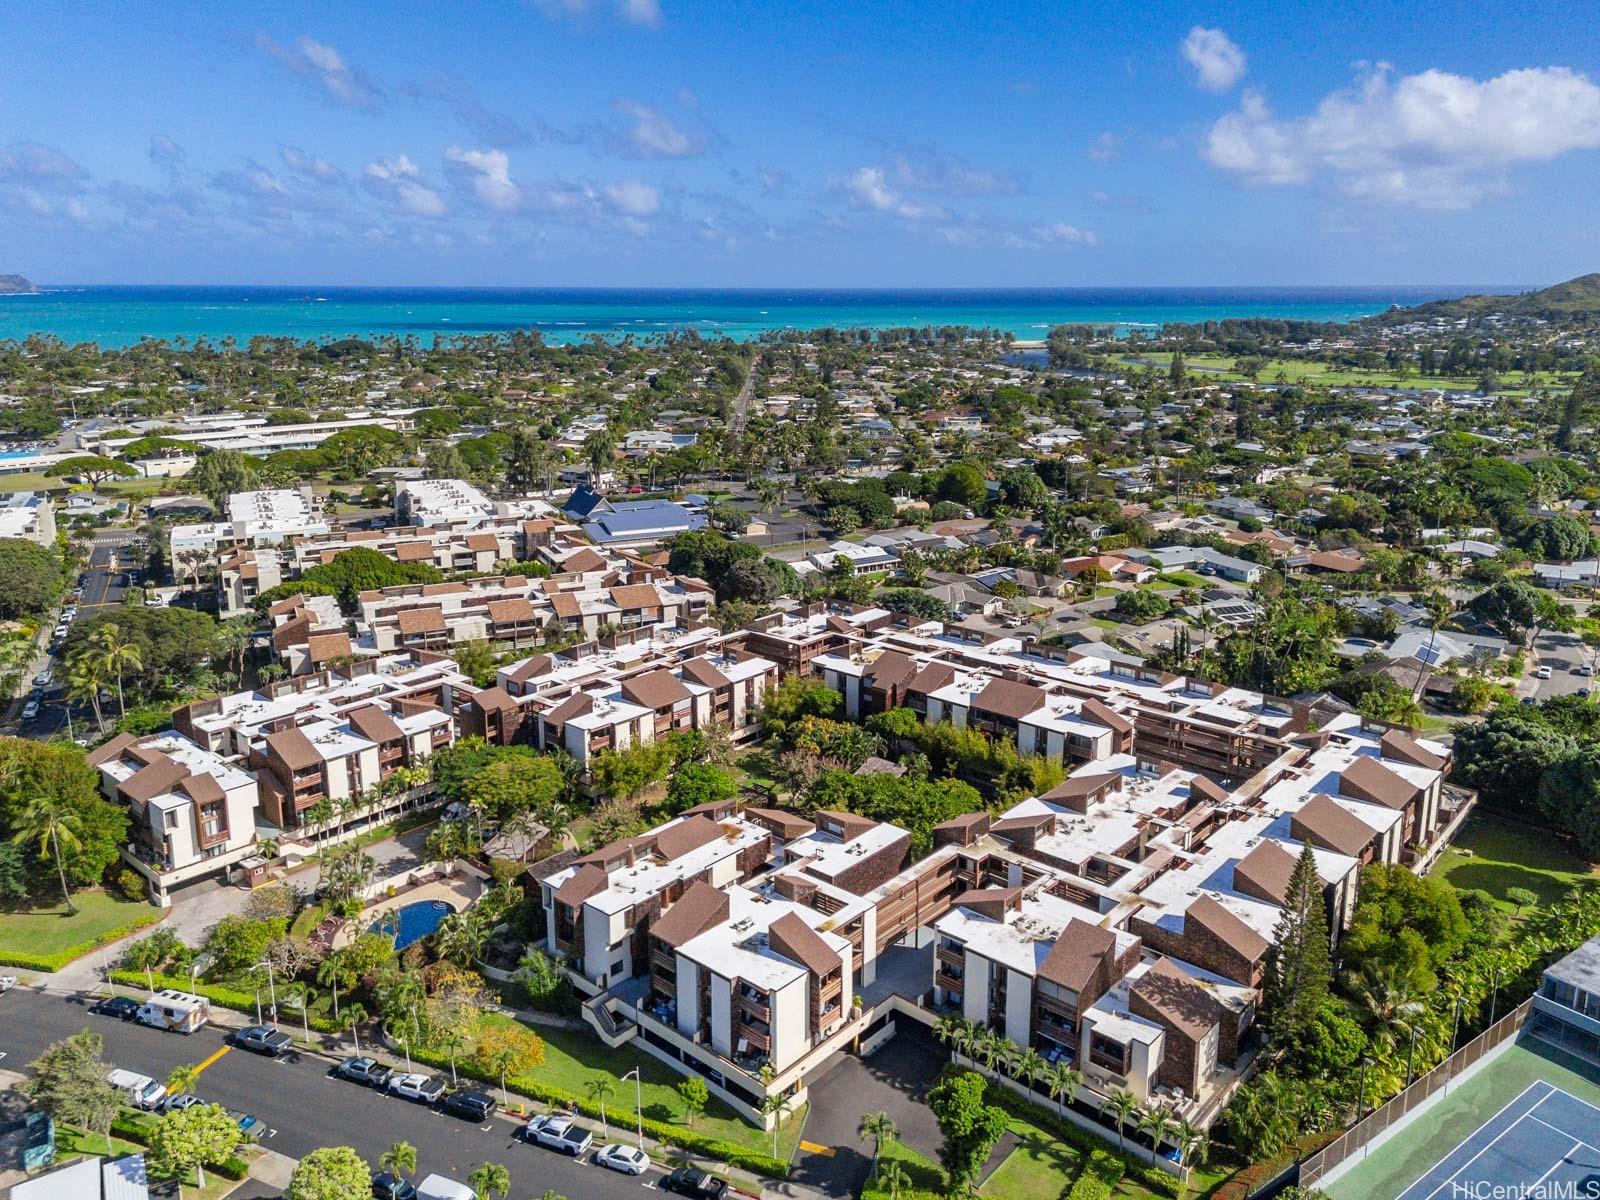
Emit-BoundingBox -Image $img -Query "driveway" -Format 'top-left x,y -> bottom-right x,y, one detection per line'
789,1021 -> 950,1196
1534,630 -> 1592,699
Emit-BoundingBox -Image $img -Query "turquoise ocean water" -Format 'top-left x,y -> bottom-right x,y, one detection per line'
0,285 -> 1517,348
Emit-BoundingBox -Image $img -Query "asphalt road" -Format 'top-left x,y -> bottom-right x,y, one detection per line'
1535,629 -> 1594,699
0,987 -> 662,1200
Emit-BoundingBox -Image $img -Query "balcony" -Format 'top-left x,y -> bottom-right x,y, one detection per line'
737,991 -> 771,1022
735,1018 -> 771,1052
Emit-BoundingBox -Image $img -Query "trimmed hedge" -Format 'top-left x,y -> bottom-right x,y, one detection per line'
1065,1148 -> 1124,1200
108,1113 -> 249,1180
0,911 -> 164,971
111,972 -> 789,1180
401,1039 -> 790,1178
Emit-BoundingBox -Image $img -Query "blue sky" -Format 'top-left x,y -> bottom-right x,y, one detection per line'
3,0 -> 1598,286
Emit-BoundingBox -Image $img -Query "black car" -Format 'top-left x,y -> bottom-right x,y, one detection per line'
663,1167 -> 728,1199
332,1056 -> 393,1088
371,1174 -> 418,1200
440,1090 -> 496,1122
234,1025 -> 294,1056
90,996 -> 140,1021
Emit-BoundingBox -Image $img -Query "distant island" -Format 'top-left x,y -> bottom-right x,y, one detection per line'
0,275 -> 39,295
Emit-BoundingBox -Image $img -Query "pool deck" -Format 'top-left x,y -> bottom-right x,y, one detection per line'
330,875 -> 483,950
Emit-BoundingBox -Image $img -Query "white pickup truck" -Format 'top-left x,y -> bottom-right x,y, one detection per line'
524,1114 -> 593,1157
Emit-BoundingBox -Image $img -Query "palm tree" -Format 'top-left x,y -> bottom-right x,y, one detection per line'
933,1014 -> 966,1053
1107,1088 -> 1140,1154
583,431 -> 615,485
1013,1047 -> 1047,1095
1045,1061 -> 1082,1118
468,1162 -> 511,1200
341,1002 -> 368,1056
877,1160 -> 908,1200
1138,1104 -> 1176,1166
317,950 -> 351,1019
1351,965 -> 1426,1054
11,793 -> 86,912
761,1088 -> 793,1158
858,1111 -> 897,1181
90,622 -> 142,718
586,1077 -> 616,1138
976,1031 -> 1009,1071
65,654 -> 106,732
165,1063 -> 201,1097
378,1141 -> 418,1199
1173,1118 -> 1209,1195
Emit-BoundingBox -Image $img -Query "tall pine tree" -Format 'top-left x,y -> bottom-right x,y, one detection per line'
1262,844 -> 1332,1045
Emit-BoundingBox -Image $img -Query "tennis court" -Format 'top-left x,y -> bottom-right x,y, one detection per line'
1393,1080 -> 1600,1200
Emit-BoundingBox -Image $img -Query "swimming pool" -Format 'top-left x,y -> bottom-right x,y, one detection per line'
371,899 -> 455,950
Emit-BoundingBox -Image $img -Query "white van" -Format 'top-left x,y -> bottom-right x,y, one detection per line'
416,1174 -> 477,1200
136,989 -> 210,1034
107,1069 -> 167,1110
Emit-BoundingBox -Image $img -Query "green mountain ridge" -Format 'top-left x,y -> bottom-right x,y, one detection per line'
1381,273 -> 1600,322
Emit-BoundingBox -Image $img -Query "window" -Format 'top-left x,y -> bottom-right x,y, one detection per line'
1089,1031 -> 1127,1073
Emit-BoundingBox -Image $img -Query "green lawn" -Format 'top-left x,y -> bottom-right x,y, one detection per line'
1431,811 -> 1599,911
1153,571 -> 1207,588
863,1138 -> 944,1198
982,1121 -> 1083,1200
0,890 -> 158,960
1119,353 -> 1572,397
474,1012 -> 807,1160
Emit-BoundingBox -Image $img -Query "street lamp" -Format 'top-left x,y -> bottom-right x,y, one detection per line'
1489,966 -> 1504,1026
1444,991 -> 1465,1095
1356,1056 -> 1373,1124
250,960 -> 278,1027
621,1067 -> 644,1151
1406,1023 -> 1419,1088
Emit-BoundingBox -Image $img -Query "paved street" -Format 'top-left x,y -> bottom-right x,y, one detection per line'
0,986 -> 659,1200
1534,629 -> 1593,699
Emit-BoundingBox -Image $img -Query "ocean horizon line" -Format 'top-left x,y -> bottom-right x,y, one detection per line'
24,282 -> 1530,294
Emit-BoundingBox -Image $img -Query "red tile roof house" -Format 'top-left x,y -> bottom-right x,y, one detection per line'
1060,554 -> 1157,584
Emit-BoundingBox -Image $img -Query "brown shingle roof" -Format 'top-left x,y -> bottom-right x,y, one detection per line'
121,753 -> 189,803
1130,956 -> 1221,1042
680,657 -> 733,689
346,704 -> 404,746
1341,754 -> 1420,811
553,863 -> 609,908
307,631 -> 352,663
864,650 -> 917,691
487,597 -> 537,624
563,548 -> 607,573
177,772 -> 225,805
653,815 -> 724,862
397,606 -> 446,635
1081,696 -> 1134,736
609,584 -> 662,610
1186,895 -> 1269,966
972,677 -> 1046,721
650,880 -> 730,948
550,592 -> 582,619
906,661 -> 957,695
1232,839 -> 1299,907
86,732 -> 139,767
768,912 -> 841,978
471,686 -> 517,711
506,654 -> 554,683
1038,918 -> 1116,993
1380,729 -> 1446,771
266,726 -> 321,772
1291,794 -> 1377,857
620,669 -> 693,711
953,887 -> 1021,921
1189,774 -> 1231,805
464,533 -> 499,552
545,691 -> 594,724
395,540 -> 436,562
743,807 -> 815,840
814,810 -> 876,843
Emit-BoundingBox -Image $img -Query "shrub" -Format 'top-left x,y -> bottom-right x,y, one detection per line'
115,868 -> 149,902
1065,1148 -> 1125,1200
107,1114 -> 249,1180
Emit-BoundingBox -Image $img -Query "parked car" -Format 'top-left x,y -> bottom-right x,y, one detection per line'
233,1025 -> 294,1056
32,670 -> 51,687
161,1093 -> 203,1114
20,699 -> 40,720
1578,664 -> 1593,676
372,1174 -> 419,1200
107,1070 -> 166,1111
387,1073 -> 447,1104
440,1089 -> 496,1122
0,975 -> 17,994
662,1167 -> 728,1199
523,1114 -> 593,1156
332,1056 -> 393,1088
91,995 -> 140,1020
596,1144 -> 651,1175
227,1109 -> 266,1140
1536,665 -> 1554,680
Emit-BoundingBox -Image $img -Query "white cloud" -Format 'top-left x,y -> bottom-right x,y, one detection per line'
256,33 -> 381,110
1182,26 -> 1247,93
837,166 -> 945,220
602,178 -> 659,216
612,99 -> 701,158
882,148 -> 1017,196
280,145 -> 344,183
1033,222 -> 1098,247
1203,64 -> 1600,208
532,0 -> 661,27
444,146 -> 521,211
363,155 -> 447,216
1088,132 -> 1120,162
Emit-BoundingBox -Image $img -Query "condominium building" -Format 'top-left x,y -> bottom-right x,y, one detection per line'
0,491 -> 56,546
169,488 -> 330,557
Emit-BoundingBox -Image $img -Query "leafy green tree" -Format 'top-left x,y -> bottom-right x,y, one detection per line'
1535,746 -> 1600,857
934,464 -> 987,508
148,1103 -> 243,1190
288,1146 -> 372,1200
1516,515 -> 1593,562
0,841 -> 28,902
252,546 -> 442,614
677,1076 -> 709,1127
1451,708 -> 1575,811
190,449 -> 260,512
1469,579 -> 1544,645
928,1070 -> 1008,1194
666,763 -> 739,815
0,538 -> 61,618
875,587 -> 950,622
205,914 -> 288,976
1115,588 -> 1171,622
1341,865 -> 1468,992
62,606 -> 219,699
45,455 -> 137,487
459,754 -> 565,821
20,1030 -> 121,1153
